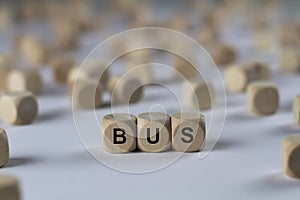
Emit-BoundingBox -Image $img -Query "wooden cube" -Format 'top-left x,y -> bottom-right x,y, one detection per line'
102,113 -> 137,153
171,113 -> 205,152
0,67 -> 10,91
0,128 -> 9,167
211,44 -> 236,66
72,79 -> 103,110
0,91 -> 38,125
7,69 -> 43,95
19,35 -> 48,66
67,61 -> 110,89
282,134 -> 300,179
182,80 -> 214,110
137,112 -> 171,152
51,57 -> 75,84
247,81 -> 279,115
293,95 -> 300,125
0,174 -> 21,200
279,48 -> 300,73
173,56 -> 198,79
108,76 -> 144,104
224,62 -> 270,93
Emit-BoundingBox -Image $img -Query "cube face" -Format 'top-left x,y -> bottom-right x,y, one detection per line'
0,92 -> 38,125
282,134 -> 300,179
0,129 -> 9,168
137,122 -> 171,152
248,82 -> 279,115
137,112 -> 171,152
172,113 -> 205,152
102,114 -> 137,153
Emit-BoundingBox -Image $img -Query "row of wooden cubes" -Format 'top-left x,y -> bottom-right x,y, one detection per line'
102,112 -> 206,153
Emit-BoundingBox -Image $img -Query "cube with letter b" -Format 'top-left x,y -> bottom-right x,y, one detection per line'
102,114 -> 137,153
171,113 -> 205,152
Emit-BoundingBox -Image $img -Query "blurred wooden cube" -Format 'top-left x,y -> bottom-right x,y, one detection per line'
0,91 -> 38,125
0,174 -> 21,200
282,134 -> 300,179
7,69 -> 43,95
182,80 -> 214,110
224,62 -> 270,93
51,57 -> 75,84
0,128 -> 9,168
293,95 -> 300,125
247,81 -> 279,115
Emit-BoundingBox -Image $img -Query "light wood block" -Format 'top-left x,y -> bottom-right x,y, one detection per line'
293,95 -> 300,125
102,113 -> 137,153
0,91 -> 38,125
72,79 -> 103,110
182,80 -> 214,110
280,48 -> 300,73
52,57 -> 75,84
173,56 -> 198,79
0,174 -> 21,200
67,61 -> 110,89
7,69 -> 43,95
171,113 -> 205,152
0,128 -> 9,167
108,76 -> 144,104
137,112 -> 171,152
224,62 -> 270,93
19,36 -> 48,66
211,44 -> 236,66
282,134 -> 300,179
247,81 -> 279,115
0,67 -> 10,91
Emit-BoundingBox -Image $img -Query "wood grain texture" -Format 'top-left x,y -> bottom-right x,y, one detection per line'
0,91 -> 38,125
102,113 -> 137,153
7,69 -> 43,95
0,128 -> 9,167
224,62 -> 270,93
247,81 -> 279,115
282,134 -> 300,179
0,174 -> 21,200
137,112 -> 171,152
171,113 -> 205,152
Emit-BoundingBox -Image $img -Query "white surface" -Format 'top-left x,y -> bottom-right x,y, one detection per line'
1,20 -> 300,200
